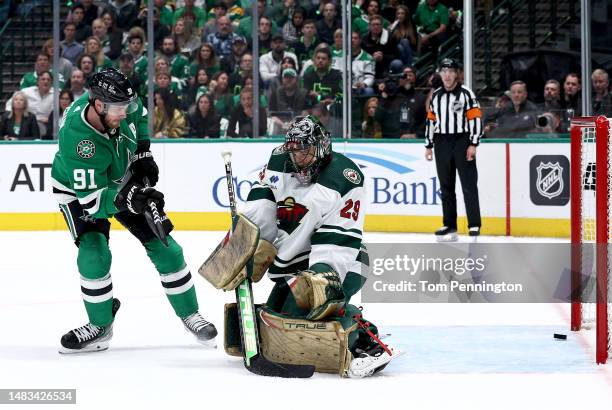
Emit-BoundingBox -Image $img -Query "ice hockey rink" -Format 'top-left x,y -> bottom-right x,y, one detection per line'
1,230 -> 611,410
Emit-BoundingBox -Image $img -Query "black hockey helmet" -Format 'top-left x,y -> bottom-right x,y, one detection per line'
283,115 -> 331,183
439,58 -> 459,71
88,68 -> 138,114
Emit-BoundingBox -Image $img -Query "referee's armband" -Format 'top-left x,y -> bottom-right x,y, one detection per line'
427,111 -> 437,121
466,108 -> 482,120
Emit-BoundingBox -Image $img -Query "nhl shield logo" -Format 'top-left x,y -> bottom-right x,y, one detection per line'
536,162 -> 563,199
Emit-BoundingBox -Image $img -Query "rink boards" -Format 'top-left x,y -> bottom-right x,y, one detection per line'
0,139 -> 570,237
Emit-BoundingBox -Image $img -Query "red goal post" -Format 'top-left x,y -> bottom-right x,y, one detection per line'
570,116 -> 611,365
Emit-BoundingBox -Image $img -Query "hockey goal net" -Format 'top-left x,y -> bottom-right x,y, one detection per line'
570,116 -> 612,364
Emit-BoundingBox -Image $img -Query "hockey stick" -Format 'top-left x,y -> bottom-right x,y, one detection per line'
221,150 -> 315,378
142,176 -> 169,247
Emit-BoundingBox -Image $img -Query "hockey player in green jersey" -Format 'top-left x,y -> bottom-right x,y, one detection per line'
51,69 -> 217,353
202,116 -> 401,377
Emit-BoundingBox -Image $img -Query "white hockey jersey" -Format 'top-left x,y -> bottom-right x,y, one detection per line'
242,148 -> 367,283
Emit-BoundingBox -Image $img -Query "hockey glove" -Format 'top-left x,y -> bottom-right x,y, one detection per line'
130,140 -> 159,186
290,265 -> 345,321
114,182 -> 165,215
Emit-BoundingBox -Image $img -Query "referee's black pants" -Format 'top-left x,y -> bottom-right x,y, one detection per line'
433,133 -> 481,229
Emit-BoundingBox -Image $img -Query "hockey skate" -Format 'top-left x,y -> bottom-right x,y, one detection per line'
59,298 -> 121,354
468,227 -> 480,242
435,226 -> 458,242
347,344 -> 403,378
181,312 -> 218,347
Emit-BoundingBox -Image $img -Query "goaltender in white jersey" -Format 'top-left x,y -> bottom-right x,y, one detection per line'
239,115 -> 401,378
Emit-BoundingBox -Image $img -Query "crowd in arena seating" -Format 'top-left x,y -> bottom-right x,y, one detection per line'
1,0 -> 610,141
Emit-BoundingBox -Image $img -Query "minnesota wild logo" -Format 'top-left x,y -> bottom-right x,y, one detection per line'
76,140 -> 96,159
277,197 -> 309,235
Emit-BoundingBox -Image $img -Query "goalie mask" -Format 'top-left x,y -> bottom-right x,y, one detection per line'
283,115 -> 331,184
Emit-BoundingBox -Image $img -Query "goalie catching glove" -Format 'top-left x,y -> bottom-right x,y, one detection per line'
289,264 -> 345,321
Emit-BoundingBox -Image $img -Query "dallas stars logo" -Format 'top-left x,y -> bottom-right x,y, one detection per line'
76,140 -> 96,159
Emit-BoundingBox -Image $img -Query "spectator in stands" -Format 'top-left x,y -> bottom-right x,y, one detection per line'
0,91 -> 40,140
205,15 -> 240,59
61,22 -> 85,66
331,29 -> 343,70
220,35 -> 249,74
490,80 -> 538,138
203,2 -> 227,37
183,67 -> 210,110
220,0 -> 245,23
190,43 -> 221,78
151,57 -> 183,95
227,86 -> 268,138
315,2 -> 340,46
413,0 -> 448,58
541,79 -> 562,110
6,71 -> 55,137
361,14 -> 399,79
152,0 -> 174,27
44,89 -> 74,140
137,5 -> 171,49
105,0 -> 139,30
237,0 -> 279,42
187,94 -> 221,138
67,69 -> 88,100
291,19 -> 319,67
173,0 -> 206,33
85,36 -> 114,70
269,0 -> 296,27
229,52 -> 254,94
269,67 -> 309,114
70,3 -> 93,43
562,73 -> 582,116
282,6 -> 306,44
153,88 -> 187,138
209,71 -> 234,118
173,17 -> 201,56
362,97 -> 383,138
303,47 -> 342,106
350,31 -> 375,97
159,36 -> 190,81
376,63 -> 426,138
389,5 -> 417,66
259,35 -> 299,84
41,40 -> 72,88
99,11 -> 124,60
118,53 -> 143,97
76,54 -> 97,82
126,30 -> 148,79
79,0 -> 102,27
258,16 -> 274,56
353,0 -> 390,36
20,53 -> 65,90
591,68 -> 612,116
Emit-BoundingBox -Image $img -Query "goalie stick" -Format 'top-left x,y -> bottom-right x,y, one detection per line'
221,150 -> 315,378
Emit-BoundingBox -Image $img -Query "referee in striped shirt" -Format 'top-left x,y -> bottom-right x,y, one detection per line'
425,58 -> 483,241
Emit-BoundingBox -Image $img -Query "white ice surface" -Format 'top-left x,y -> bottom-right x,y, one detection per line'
1,231 -> 611,410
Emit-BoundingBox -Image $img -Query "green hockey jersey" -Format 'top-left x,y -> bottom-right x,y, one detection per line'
51,93 -> 149,219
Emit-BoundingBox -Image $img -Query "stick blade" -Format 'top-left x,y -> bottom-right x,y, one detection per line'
246,354 -> 315,378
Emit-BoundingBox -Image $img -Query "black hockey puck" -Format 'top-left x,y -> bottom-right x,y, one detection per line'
553,333 -> 567,340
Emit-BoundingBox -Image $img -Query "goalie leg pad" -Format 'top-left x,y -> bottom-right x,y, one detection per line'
239,238 -> 277,284
258,307 -> 357,375
198,214 -> 259,291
